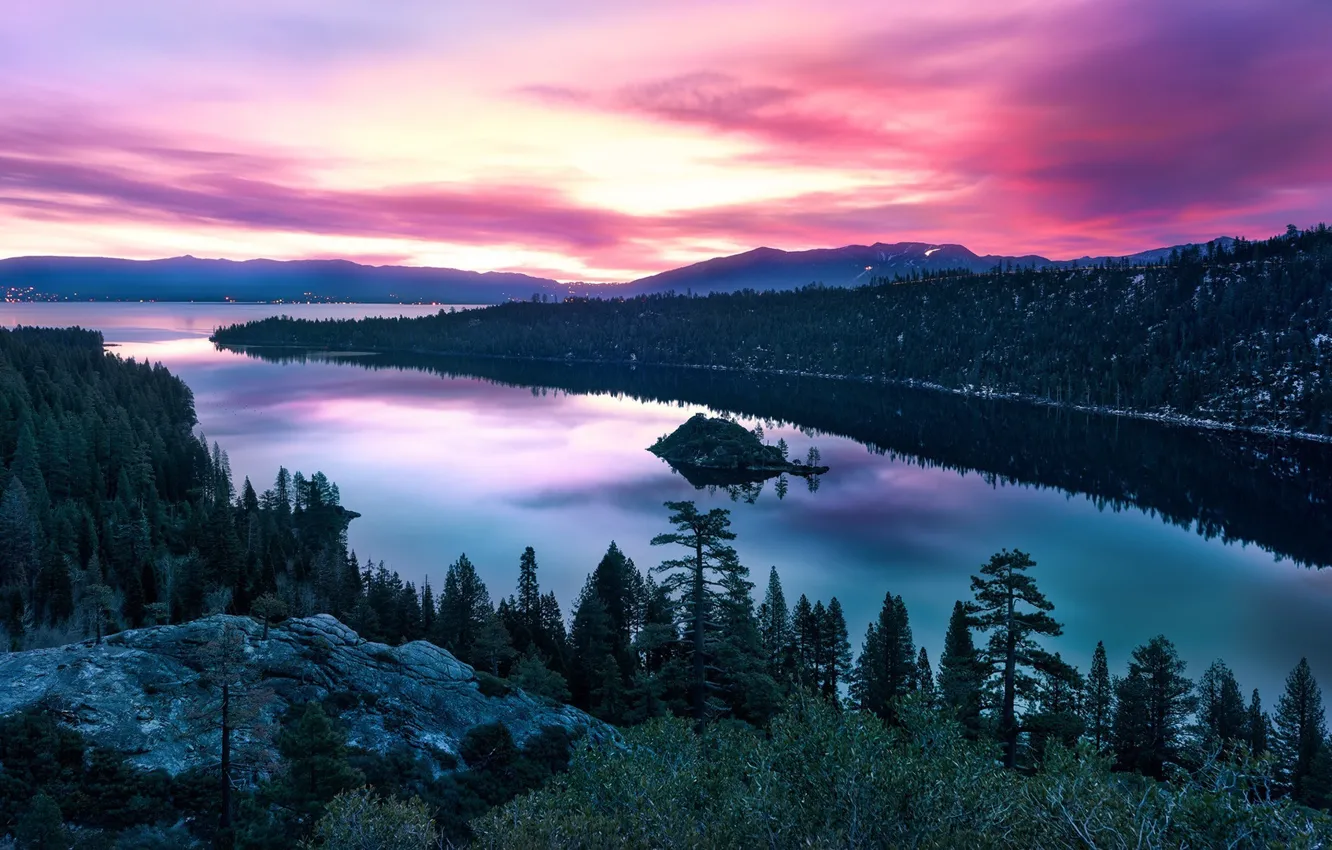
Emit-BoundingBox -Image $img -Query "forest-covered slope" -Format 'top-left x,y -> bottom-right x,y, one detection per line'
0,326 -> 386,648
213,226 -> 1332,437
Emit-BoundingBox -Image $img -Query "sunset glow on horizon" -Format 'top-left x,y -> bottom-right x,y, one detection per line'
3,0 -> 1330,281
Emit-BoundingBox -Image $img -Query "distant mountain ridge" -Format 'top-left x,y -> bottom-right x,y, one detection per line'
619,238 -> 1236,295
1,237 -> 1235,303
0,255 -> 566,304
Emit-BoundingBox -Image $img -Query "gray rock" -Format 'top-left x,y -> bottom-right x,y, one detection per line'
0,614 -> 607,776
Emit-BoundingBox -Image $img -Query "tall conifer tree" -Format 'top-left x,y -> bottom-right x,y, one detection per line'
1274,658 -> 1327,802
650,501 -> 747,724
758,567 -> 792,677
965,550 -> 1062,768
850,592 -> 915,723
1085,641 -> 1113,752
937,600 -> 984,738
1195,659 -> 1247,755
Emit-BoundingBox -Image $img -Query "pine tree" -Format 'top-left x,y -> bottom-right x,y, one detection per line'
650,501 -> 747,724
419,577 -> 435,637
472,611 -> 515,676
809,600 -> 827,690
1248,688 -> 1270,757
568,588 -> 625,721
629,575 -> 678,722
1085,641 -> 1113,752
510,648 -> 571,703
714,570 -> 781,724
250,593 -> 287,640
82,583 -> 114,643
273,467 -> 293,523
915,647 -> 935,704
1195,659 -> 1247,755
820,598 -> 852,699
1304,742 -> 1332,811
936,601 -> 984,738
539,591 -> 567,660
435,554 -> 492,664
965,550 -> 1063,768
850,592 -> 915,723
14,792 -> 64,850
758,566 -> 792,677
193,620 -> 276,847
1113,635 -> 1194,778
0,479 -> 39,591
10,418 -> 49,518
792,594 -> 818,689
276,703 -> 361,826
1027,651 -> 1085,759
514,546 -> 542,650
591,542 -> 641,648
1273,657 -> 1327,802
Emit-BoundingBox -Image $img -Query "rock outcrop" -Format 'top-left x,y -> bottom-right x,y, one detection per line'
0,614 -> 606,775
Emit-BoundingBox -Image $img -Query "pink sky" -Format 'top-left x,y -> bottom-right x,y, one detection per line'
2,0 -> 1329,281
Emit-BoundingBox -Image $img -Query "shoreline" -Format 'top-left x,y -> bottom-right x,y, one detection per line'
211,340 -> 1332,446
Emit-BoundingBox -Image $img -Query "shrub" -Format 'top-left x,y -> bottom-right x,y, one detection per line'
473,698 -> 1332,849
300,789 -> 438,850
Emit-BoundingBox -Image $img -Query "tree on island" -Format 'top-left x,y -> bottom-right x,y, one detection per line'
965,549 -> 1062,768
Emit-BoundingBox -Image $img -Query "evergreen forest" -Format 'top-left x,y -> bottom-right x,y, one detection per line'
214,225 -> 1332,436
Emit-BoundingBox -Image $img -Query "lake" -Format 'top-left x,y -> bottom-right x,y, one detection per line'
6,302 -> 1331,705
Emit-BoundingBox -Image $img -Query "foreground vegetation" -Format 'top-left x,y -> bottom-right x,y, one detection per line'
0,697 -> 572,848
214,225 -> 1332,436
476,699 -> 1329,849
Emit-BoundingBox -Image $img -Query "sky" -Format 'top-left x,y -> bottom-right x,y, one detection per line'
2,0 -> 1330,281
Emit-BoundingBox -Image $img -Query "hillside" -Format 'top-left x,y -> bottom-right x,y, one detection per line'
212,226 -> 1332,437
619,237 -> 1234,295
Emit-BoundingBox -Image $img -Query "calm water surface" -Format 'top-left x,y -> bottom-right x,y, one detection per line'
6,303 -> 1331,704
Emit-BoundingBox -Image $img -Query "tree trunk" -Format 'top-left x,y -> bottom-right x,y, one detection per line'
220,680 -> 233,847
1002,592 -> 1018,769
692,537 -> 706,725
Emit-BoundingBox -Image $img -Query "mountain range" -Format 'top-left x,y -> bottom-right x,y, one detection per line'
1,238 -> 1233,304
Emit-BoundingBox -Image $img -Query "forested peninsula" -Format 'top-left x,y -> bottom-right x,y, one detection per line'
213,226 -> 1332,439
4,324 -> 1332,847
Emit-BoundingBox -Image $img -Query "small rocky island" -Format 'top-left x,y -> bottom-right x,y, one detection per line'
649,413 -> 829,486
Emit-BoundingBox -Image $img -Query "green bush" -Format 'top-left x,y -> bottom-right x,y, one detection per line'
299,788 -> 438,850
474,672 -> 511,698
473,698 -> 1331,849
